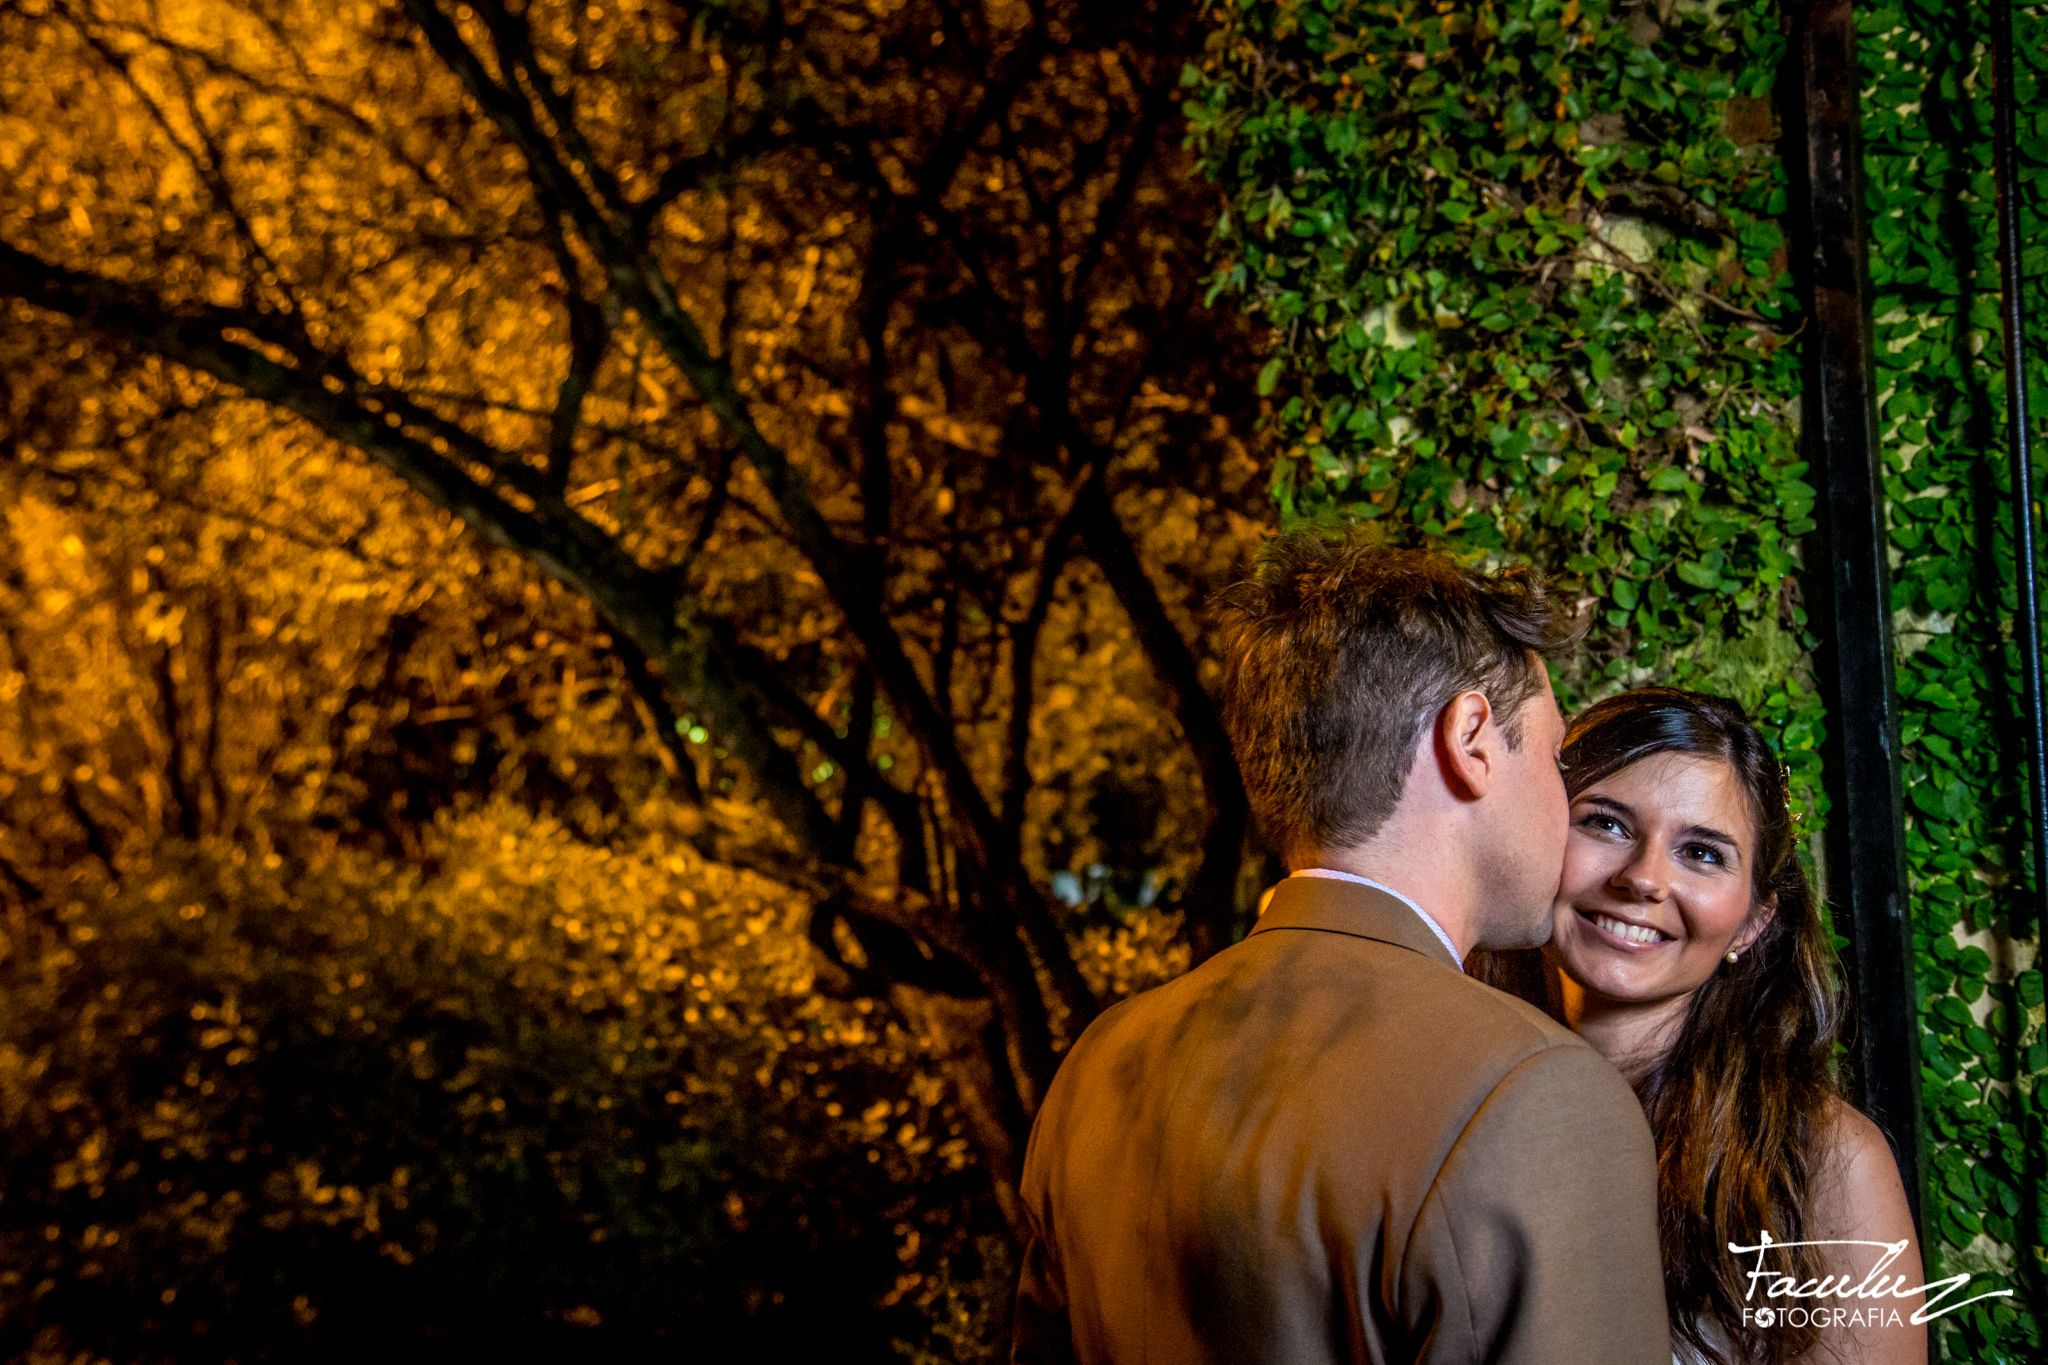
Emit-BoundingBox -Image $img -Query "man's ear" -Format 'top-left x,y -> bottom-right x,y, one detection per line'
1435,689 -> 1499,802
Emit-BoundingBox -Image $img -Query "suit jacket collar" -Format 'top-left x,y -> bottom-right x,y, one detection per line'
1250,875 -> 1462,971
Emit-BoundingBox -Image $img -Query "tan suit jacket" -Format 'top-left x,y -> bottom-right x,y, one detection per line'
1013,876 -> 1668,1364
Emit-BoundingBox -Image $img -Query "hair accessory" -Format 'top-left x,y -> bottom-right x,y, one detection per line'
1726,949 -> 1740,964
1780,761 -> 1803,825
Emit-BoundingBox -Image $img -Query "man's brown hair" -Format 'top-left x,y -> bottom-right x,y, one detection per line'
1215,535 -> 1581,859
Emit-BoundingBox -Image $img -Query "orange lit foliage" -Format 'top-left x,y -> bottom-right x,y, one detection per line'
0,0 -> 1264,1356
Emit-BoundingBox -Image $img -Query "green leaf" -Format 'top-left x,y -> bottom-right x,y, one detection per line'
1933,996 -> 1975,1030
2018,971 -> 2044,1009
1588,343 -> 1614,383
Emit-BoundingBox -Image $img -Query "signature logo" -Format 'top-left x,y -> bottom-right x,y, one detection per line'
1728,1231 -> 2014,1328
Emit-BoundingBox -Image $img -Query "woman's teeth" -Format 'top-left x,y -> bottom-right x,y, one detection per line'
1592,913 -> 1667,945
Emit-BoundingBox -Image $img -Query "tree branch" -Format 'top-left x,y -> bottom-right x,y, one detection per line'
709,619 -> 927,864
1065,52 -> 1177,302
547,251 -> 612,495
1003,499 -> 1082,825
61,12 -> 304,323
629,115 -> 833,241
391,16 -> 1106,1056
472,0 -> 631,217
609,629 -> 704,804
0,239 -> 839,856
1069,467 -> 1249,964
0,843 -> 43,907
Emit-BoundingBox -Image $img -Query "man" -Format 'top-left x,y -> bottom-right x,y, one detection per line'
1013,538 -> 1669,1364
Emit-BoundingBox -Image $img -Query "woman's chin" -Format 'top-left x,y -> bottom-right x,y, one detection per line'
1553,926 -> 1678,1004
1556,955 -> 1639,1002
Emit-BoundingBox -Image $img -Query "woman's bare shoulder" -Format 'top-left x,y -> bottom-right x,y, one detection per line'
1805,1098 -> 1928,1362
1812,1096 -> 1914,1241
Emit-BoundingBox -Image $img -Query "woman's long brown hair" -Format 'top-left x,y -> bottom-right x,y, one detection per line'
1476,687 -> 1849,1364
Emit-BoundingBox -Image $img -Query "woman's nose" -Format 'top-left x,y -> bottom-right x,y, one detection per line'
1612,850 -> 1670,900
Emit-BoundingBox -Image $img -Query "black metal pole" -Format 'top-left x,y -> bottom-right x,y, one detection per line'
1787,0 -> 1925,1229
1991,0 -> 2048,947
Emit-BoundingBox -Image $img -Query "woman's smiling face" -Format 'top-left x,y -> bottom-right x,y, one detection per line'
1548,750 -> 1771,1008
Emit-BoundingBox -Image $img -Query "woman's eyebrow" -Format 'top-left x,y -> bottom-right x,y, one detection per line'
1576,794 -> 1635,819
1577,797 -> 1742,857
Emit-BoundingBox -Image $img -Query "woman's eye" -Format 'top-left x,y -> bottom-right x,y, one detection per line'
1579,813 -> 1626,837
1681,843 -> 1724,866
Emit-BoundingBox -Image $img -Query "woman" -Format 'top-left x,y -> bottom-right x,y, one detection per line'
1482,688 -> 1925,1364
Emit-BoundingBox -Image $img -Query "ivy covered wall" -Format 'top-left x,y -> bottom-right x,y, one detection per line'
1184,0 -> 1823,770
1186,0 -> 2045,1357
1862,0 -> 2048,1358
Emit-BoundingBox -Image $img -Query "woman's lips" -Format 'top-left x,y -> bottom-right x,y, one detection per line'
1577,907 -> 1673,951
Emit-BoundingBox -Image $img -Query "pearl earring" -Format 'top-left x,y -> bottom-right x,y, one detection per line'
1726,949 -> 1740,964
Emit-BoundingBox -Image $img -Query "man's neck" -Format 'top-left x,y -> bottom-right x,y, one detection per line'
1292,845 -> 1477,961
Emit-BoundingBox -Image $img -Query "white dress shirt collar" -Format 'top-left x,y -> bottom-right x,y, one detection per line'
1288,868 -> 1464,967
